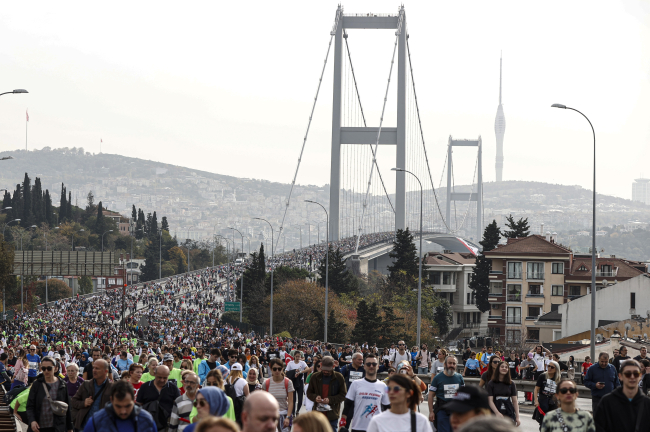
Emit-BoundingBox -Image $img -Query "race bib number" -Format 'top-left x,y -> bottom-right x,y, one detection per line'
508,362 -> 515,368
269,354 -> 276,359
28,362 -> 38,370
544,379 -> 557,394
444,384 -> 460,399
436,367 -> 444,374
349,371 -> 363,382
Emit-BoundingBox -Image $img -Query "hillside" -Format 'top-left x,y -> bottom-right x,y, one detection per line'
0,147 -> 649,259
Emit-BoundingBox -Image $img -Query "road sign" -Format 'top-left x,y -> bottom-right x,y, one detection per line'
224,302 -> 241,312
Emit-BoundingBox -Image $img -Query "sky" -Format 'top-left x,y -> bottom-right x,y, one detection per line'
0,0 -> 648,200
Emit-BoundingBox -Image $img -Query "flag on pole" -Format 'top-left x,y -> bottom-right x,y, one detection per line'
26,110 -> 29,122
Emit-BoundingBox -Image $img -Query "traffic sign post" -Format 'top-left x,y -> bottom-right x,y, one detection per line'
224,301 -> 241,312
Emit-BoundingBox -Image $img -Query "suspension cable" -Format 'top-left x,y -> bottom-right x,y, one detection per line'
354,10 -> 404,254
278,10 -> 341,245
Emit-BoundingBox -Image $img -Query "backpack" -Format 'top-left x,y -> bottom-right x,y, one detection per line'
225,378 -> 246,423
264,377 -> 290,393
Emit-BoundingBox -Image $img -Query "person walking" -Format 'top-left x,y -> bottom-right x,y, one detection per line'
583,352 -> 619,414
428,356 -> 464,432
306,356 -> 347,431
169,371 -> 200,431
486,361 -> 520,426
366,374 -> 432,432
71,359 -> 114,431
533,360 -> 561,428
26,356 -> 74,432
83,380 -> 157,432
264,358 -> 294,432
594,359 -> 650,432
541,378 -> 594,432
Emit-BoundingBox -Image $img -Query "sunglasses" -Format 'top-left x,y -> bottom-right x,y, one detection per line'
558,387 -> 577,394
366,362 -> 378,367
548,366 -> 556,370
272,367 -> 283,372
623,371 -> 641,378
398,344 -> 405,346
193,399 -> 208,408
388,386 -> 404,393
42,366 -> 54,372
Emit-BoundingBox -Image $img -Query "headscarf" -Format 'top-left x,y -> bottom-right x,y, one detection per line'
78,352 -> 90,369
246,367 -> 260,385
197,387 -> 230,416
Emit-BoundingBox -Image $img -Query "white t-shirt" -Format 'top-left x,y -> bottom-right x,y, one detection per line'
346,378 -> 390,431
286,361 -> 307,372
366,410 -> 433,432
391,351 -> 410,365
533,353 -> 546,372
229,377 -> 247,397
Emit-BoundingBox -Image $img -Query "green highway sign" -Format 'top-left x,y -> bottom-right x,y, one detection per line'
224,302 -> 241,312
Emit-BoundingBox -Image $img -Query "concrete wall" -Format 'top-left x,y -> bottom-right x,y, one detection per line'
559,275 -> 650,337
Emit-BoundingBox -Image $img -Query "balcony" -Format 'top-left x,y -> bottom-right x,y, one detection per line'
568,294 -> 583,300
526,292 -> 544,297
507,294 -> 522,302
525,316 -> 538,321
489,292 -> 502,297
488,315 -> 502,320
527,272 -> 545,280
596,270 -> 617,277
490,270 -> 503,275
459,322 -> 481,329
506,317 -> 522,324
507,272 -> 522,280
526,338 -> 540,344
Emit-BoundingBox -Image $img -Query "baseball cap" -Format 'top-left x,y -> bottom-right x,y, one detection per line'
231,363 -> 243,371
163,353 -> 174,362
443,386 -> 490,413
321,357 -> 334,371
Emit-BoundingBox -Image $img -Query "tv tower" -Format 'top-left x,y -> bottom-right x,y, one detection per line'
495,53 -> 506,182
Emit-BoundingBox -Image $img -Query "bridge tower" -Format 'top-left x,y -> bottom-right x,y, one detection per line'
445,136 -> 483,242
329,6 -> 407,241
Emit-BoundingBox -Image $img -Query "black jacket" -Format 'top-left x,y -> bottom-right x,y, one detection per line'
26,375 -> 74,432
594,386 -> 650,432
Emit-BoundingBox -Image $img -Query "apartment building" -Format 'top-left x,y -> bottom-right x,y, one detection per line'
483,235 -> 572,345
483,235 -> 648,345
423,252 -> 489,339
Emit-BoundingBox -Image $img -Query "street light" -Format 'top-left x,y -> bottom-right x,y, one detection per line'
1,218 -> 19,316
392,168 -> 423,346
0,157 -> 13,161
0,89 -> 28,97
101,230 -> 113,252
2,218 -> 20,237
253,217 -> 276,336
229,227 -> 245,322
551,103 -> 597,361
304,200 -> 330,343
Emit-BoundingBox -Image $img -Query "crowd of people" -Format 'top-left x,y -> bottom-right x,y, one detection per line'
1,232 -> 647,431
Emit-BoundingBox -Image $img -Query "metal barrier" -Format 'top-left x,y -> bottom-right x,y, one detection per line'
0,384 -> 19,432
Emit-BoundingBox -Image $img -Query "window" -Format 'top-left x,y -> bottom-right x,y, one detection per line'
552,285 -> 564,296
569,286 -> 581,296
473,312 -> 481,323
527,262 -> 545,280
528,329 -> 540,341
491,303 -> 502,310
601,265 -> 613,276
449,293 -> 454,305
551,304 -> 560,312
528,284 -> 542,296
457,313 -> 462,324
507,262 -> 522,279
553,330 -> 562,341
506,330 -> 521,344
467,292 -> 476,305
578,264 -> 588,271
528,306 -> 541,318
430,272 -> 441,284
507,307 -> 521,324
631,293 -> 636,310
443,272 -> 452,285
489,281 -> 503,295
507,284 -> 522,301
552,262 -> 564,274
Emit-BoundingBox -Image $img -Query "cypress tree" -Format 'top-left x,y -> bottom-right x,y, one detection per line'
131,205 -> 137,222
44,190 -> 53,226
469,220 -> 502,313
257,243 -> 266,284
32,177 -> 43,225
95,201 -> 104,234
67,191 -> 72,221
433,296 -> 452,336
22,173 -> 33,227
388,228 -> 419,285
317,246 -> 356,295
161,216 -> 169,232
60,184 -> 67,221
150,211 -> 158,239
2,190 -> 12,221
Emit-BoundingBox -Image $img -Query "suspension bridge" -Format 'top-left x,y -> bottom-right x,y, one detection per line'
275,5 -> 484,268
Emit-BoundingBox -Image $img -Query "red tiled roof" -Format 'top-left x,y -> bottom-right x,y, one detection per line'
424,252 -> 475,265
569,257 -> 645,278
484,235 -> 572,256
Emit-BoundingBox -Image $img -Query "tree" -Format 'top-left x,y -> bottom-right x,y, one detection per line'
257,244 -> 266,284
136,209 -> 145,239
78,276 -> 93,294
503,214 -> 530,239
433,295 -> 452,336
317,246 -> 356,295
351,300 -> 382,345
141,239 -> 160,282
131,205 -> 137,222
95,201 -> 104,234
379,306 -> 403,345
60,184 -> 67,222
0,237 -> 15,312
168,246 -> 187,274
469,220 -> 502,313
22,173 -> 33,227
34,279 -> 72,302
161,216 -> 169,232
388,228 -> 419,285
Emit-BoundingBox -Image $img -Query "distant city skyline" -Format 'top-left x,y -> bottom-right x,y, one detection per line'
0,1 -> 648,201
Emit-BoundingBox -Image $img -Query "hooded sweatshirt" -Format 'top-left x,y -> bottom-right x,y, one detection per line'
594,386 -> 650,432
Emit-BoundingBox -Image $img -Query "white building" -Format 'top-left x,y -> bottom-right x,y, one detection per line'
423,252 -> 489,339
632,178 -> 650,205
559,275 -> 650,337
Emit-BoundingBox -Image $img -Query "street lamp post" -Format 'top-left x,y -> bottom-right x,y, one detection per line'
392,168 -> 423,346
304,201 -> 330,342
229,227 -> 245,321
18,225 -> 37,313
44,231 -> 49,306
0,89 -> 28,97
551,103 -> 597,362
2,218 -> 20,237
253,217 -> 275,336
101,230 -> 113,252
159,230 -> 163,280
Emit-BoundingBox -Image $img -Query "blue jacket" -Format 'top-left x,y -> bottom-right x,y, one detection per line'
198,359 -> 221,383
84,403 -> 156,432
583,362 -> 619,397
